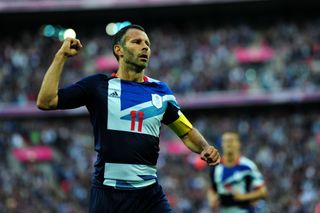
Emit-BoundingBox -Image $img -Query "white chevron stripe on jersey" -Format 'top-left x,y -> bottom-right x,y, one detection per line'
107,78 -> 177,137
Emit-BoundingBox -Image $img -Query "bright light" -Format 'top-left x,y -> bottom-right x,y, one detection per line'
43,25 -> 55,37
105,21 -> 132,36
106,23 -> 118,36
64,28 -> 76,40
58,30 -> 65,41
119,21 -> 131,31
122,21 -> 131,28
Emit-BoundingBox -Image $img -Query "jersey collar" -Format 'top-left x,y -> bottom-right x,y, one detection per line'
112,72 -> 149,82
221,155 -> 241,166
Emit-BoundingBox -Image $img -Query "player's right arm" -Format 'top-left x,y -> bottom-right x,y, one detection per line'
37,38 -> 82,110
208,166 -> 220,211
207,187 -> 220,210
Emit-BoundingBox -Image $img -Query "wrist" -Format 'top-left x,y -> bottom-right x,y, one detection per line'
55,51 -> 68,61
201,143 -> 210,150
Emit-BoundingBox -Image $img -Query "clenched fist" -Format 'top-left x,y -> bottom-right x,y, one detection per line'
58,37 -> 83,58
200,146 -> 220,166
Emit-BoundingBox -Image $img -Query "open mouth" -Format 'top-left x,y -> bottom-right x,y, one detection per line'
139,54 -> 148,61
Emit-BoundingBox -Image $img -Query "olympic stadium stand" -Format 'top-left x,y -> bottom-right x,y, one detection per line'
0,1 -> 320,213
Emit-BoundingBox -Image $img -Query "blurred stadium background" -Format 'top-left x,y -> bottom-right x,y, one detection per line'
1,0 -> 320,212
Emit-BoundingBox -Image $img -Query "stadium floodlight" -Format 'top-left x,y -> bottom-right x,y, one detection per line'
106,22 -> 117,36
41,25 -> 77,41
42,25 -> 55,37
118,21 -> 131,30
64,28 -> 77,40
58,29 -> 65,41
105,21 -> 132,36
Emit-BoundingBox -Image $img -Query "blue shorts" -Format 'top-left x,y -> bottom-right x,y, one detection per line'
89,182 -> 173,213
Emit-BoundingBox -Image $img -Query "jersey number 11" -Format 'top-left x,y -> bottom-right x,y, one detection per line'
130,110 -> 144,132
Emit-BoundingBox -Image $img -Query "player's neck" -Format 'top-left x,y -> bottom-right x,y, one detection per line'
224,153 -> 240,166
117,62 -> 145,83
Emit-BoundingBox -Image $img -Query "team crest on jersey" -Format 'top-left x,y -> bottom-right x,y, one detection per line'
152,94 -> 162,109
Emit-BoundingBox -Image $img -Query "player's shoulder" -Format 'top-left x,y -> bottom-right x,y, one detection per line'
145,75 -> 161,83
145,76 -> 173,94
78,73 -> 112,84
82,73 -> 111,81
239,156 -> 258,169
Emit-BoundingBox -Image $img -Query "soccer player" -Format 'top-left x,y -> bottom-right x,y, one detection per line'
207,131 -> 267,213
37,24 -> 220,213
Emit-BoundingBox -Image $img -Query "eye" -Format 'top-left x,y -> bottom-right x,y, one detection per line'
132,40 -> 141,44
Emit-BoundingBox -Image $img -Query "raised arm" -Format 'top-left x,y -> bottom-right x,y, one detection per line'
37,38 -> 82,110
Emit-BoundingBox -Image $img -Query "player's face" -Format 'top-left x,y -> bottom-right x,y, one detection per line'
222,133 -> 240,155
121,29 -> 151,70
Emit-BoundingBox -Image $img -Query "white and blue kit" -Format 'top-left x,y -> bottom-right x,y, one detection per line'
58,73 -> 182,190
210,156 -> 265,213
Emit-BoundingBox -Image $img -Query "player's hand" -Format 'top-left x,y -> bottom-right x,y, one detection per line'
200,146 -> 220,166
57,37 -> 83,58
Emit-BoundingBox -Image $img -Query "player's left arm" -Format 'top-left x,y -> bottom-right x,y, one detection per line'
233,185 -> 267,202
168,113 -> 220,166
233,162 -> 268,201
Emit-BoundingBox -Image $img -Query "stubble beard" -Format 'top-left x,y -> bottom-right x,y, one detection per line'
123,46 -> 148,73
124,58 -> 148,73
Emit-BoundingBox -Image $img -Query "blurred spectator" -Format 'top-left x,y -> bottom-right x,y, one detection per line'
1,19 -> 320,104
1,16 -> 320,213
0,109 -> 319,212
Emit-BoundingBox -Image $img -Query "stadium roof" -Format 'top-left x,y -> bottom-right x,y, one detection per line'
0,0 -> 262,13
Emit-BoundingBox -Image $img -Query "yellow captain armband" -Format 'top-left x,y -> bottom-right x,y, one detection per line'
168,113 -> 193,137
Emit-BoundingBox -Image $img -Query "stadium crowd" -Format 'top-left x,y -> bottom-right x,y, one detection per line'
0,110 -> 319,213
1,16 -> 320,213
1,19 -> 320,104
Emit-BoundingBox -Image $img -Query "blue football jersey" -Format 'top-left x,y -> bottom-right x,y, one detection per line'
210,156 -> 265,212
58,73 -> 181,189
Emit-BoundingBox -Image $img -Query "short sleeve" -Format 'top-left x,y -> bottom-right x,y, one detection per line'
162,101 -> 180,125
160,82 -> 181,125
57,74 -> 100,109
249,163 -> 265,189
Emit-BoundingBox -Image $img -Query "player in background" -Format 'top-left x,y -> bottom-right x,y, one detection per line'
37,24 -> 220,213
208,131 -> 267,213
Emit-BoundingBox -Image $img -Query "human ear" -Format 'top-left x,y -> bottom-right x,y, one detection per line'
114,44 -> 124,58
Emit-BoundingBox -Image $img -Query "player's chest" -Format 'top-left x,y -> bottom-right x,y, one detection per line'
105,79 -> 166,135
107,79 -> 165,111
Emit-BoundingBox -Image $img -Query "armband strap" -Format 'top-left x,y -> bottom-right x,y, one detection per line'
168,114 -> 193,137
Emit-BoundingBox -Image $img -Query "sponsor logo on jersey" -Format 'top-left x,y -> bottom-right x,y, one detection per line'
109,91 -> 120,98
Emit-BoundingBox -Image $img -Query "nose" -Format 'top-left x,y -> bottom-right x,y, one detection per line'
142,41 -> 150,51
142,45 -> 149,52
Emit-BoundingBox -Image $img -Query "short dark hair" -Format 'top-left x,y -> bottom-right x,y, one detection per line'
112,24 -> 145,61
